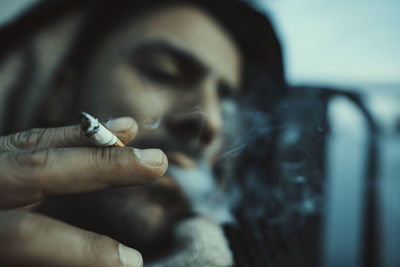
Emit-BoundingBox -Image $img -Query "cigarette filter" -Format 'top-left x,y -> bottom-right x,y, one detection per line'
80,112 -> 125,147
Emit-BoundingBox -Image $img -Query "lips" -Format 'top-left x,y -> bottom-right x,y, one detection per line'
167,152 -> 196,169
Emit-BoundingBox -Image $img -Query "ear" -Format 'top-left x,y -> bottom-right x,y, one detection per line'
37,64 -> 78,126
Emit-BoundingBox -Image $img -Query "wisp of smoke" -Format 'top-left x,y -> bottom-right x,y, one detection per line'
218,108 -> 273,162
140,115 -> 162,130
168,161 -> 236,224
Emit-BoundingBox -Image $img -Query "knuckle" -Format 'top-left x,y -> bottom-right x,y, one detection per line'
14,148 -> 51,171
91,147 -> 131,184
10,128 -> 47,149
94,147 -> 125,167
61,126 -> 84,146
99,147 -> 117,165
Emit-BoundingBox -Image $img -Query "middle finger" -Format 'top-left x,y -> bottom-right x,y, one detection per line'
0,146 -> 168,208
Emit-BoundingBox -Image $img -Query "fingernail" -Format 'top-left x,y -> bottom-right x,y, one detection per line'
106,117 -> 136,132
134,148 -> 167,168
119,244 -> 143,267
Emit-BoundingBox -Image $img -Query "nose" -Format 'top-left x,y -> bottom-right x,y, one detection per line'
165,78 -> 222,146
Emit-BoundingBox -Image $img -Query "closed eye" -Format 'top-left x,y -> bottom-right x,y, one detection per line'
131,41 -> 206,88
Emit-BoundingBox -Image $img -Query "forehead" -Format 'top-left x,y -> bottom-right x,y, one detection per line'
121,5 -> 242,87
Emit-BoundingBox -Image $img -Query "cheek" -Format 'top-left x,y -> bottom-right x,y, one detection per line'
106,64 -> 170,121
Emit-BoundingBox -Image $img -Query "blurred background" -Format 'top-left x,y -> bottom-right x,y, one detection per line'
1,0 -> 399,88
259,0 -> 400,89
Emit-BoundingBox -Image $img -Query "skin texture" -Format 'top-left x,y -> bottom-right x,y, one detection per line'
0,4 -> 241,266
0,117 -> 158,266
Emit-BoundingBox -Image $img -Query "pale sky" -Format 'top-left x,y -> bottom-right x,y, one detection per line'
257,0 -> 400,87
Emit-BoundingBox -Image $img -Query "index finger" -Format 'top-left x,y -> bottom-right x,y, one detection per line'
0,117 -> 138,152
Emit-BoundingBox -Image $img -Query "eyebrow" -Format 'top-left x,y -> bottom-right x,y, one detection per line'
133,40 -> 238,92
133,40 -> 206,72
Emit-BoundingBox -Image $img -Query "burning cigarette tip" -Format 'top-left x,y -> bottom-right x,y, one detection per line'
80,112 -> 124,147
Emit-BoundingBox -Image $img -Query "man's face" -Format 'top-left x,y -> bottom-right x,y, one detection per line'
70,4 -> 241,248
82,5 -> 241,167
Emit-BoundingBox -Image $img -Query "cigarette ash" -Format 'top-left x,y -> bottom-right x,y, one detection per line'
80,111 -> 100,134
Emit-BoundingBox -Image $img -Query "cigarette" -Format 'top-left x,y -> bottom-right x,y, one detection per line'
80,112 -> 125,147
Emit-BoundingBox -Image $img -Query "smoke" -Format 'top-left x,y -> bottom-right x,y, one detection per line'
157,97 -> 283,225
120,80 -> 325,229
219,108 -> 273,162
141,115 -> 162,130
168,161 -> 237,224
230,87 -> 326,228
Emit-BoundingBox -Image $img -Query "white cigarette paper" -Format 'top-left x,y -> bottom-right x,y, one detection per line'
80,112 -> 120,146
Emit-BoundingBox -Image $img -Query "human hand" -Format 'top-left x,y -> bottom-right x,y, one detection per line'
0,117 -> 167,266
